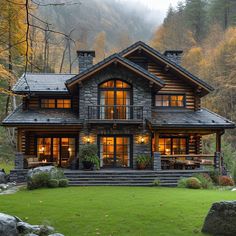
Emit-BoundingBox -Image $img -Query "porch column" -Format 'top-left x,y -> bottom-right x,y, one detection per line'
15,152 -> 24,169
215,130 -> 224,174
153,152 -> 161,171
154,132 -> 159,152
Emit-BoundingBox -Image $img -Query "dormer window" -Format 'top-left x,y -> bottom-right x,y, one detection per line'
155,94 -> 185,107
41,99 -> 71,109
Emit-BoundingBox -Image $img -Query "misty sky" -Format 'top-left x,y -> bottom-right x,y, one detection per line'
119,0 -> 179,12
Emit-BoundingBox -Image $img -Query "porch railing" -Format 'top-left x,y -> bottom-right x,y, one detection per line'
153,152 -> 222,172
88,105 -> 143,121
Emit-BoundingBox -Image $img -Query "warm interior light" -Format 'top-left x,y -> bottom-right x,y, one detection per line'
68,147 -> 71,152
141,137 -> 145,143
40,146 -> 45,152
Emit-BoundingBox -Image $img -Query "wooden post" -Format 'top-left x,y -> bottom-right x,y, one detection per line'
215,130 -> 225,174
154,132 -> 159,152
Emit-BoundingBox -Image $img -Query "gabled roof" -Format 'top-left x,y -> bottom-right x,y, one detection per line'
149,108 -> 235,129
2,105 -> 83,126
13,73 -> 76,94
65,54 -> 165,88
119,41 -> 214,95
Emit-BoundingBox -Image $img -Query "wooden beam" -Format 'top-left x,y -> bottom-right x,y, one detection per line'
216,130 -> 224,153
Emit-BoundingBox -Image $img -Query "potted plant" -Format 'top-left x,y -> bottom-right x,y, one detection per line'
136,154 -> 150,170
79,144 -> 100,170
82,155 -> 100,170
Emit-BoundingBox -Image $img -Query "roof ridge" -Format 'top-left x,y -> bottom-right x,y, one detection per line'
66,53 -> 165,86
119,41 -> 214,92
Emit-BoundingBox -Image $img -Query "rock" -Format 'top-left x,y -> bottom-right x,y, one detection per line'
0,172 -> 6,184
17,222 -> 54,235
231,188 -> 236,191
49,234 -> 64,236
0,213 -> 18,236
202,201 -> 236,236
27,166 -> 62,180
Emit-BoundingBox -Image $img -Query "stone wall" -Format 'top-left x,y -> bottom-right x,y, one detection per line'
79,65 -> 153,120
79,125 -> 152,169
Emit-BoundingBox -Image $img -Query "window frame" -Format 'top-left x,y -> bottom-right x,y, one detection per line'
154,94 -> 186,108
40,98 -> 72,109
159,136 -> 189,155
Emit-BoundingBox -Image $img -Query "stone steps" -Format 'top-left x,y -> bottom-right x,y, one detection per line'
64,170 -> 207,186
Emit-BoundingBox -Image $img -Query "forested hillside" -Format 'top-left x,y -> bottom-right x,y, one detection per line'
151,0 -> 236,148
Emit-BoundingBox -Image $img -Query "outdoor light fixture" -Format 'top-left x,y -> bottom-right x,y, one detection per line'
86,137 -> 91,144
139,136 -> 145,144
68,147 -> 71,152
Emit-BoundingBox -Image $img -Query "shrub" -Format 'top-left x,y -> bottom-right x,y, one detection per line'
27,172 -> 50,190
48,179 -> 59,188
193,173 -> 214,189
186,177 -> 202,189
51,169 -> 65,180
218,176 -> 235,186
177,178 -> 188,188
209,170 -> 220,184
152,179 -> 161,186
59,179 -> 69,187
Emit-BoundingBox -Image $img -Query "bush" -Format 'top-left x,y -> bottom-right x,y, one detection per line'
193,173 -> 214,189
218,176 -> 235,186
27,172 -> 50,190
152,179 -> 160,186
59,179 -> 69,187
48,179 -> 59,188
177,178 -> 188,188
186,177 -> 202,189
209,170 -> 220,185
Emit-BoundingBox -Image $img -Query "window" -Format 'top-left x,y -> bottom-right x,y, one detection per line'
41,99 -> 71,109
41,99 -> 56,108
57,99 -> 71,109
99,80 -> 131,119
159,137 -> 187,155
155,94 -> 185,107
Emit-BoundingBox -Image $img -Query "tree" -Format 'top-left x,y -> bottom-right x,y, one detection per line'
184,0 -> 207,42
93,31 -> 106,63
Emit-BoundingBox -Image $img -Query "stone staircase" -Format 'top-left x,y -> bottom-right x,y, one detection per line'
64,170 -> 208,187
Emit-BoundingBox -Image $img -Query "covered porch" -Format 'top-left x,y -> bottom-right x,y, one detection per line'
152,129 -> 225,173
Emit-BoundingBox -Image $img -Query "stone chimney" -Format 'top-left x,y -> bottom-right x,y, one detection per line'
77,50 -> 96,73
163,50 -> 183,64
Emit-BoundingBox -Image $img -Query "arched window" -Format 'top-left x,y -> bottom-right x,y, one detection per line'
99,79 -> 132,119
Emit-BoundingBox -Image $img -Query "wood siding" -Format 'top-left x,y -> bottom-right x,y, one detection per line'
23,95 -> 79,113
127,54 -> 201,110
148,62 -> 196,110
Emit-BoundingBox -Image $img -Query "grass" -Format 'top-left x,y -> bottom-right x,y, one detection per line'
0,187 -> 235,235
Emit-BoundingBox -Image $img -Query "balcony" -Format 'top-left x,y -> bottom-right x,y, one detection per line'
87,105 -> 143,123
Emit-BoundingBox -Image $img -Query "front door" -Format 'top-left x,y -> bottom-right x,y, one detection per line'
99,136 -> 131,168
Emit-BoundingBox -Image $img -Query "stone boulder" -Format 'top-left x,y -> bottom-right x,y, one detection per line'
202,201 -> 236,236
0,213 -> 18,236
0,171 -> 6,184
27,166 -> 63,180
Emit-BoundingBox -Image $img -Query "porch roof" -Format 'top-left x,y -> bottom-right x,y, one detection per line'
2,105 -> 83,126
149,108 -> 235,129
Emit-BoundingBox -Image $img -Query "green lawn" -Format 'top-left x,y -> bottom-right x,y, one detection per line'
0,187 -> 235,236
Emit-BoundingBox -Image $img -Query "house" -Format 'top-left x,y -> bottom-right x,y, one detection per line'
2,41 -> 235,182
